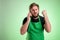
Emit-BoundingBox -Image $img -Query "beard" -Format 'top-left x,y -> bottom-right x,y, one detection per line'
31,13 -> 39,18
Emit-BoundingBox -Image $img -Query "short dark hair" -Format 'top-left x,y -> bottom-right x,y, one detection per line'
29,3 -> 39,10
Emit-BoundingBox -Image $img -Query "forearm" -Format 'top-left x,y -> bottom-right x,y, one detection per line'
44,14 -> 51,32
20,20 -> 30,35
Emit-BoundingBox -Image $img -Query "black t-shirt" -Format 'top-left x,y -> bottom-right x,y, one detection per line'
22,15 -> 45,28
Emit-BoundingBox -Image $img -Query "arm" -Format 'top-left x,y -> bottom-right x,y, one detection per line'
42,10 -> 51,33
20,19 -> 30,35
20,13 -> 32,35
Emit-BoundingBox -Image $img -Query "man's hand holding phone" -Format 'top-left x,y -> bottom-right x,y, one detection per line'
20,12 -> 32,35
27,12 -> 32,22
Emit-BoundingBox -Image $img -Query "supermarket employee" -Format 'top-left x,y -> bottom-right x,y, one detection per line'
20,3 -> 51,40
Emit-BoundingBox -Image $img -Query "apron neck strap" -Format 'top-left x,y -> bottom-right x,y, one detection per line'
31,16 -> 40,22
38,16 -> 40,22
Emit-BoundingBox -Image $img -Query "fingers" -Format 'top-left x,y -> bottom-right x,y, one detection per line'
28,12 -> 32,17
42,10 -> 47,16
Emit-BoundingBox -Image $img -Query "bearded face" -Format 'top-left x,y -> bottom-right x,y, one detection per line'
30,6 -> 39,18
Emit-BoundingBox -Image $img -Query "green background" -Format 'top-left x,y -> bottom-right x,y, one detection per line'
0,0 -> 60,40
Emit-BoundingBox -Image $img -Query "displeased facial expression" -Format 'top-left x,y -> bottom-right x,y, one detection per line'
30,6 -> 39,17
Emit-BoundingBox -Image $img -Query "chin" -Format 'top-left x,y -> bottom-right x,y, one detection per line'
34,15 -> 38,17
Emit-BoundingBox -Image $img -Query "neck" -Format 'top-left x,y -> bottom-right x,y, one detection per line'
33,16 -> 39,19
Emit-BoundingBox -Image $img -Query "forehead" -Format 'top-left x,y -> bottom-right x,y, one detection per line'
32,6 -> 38,9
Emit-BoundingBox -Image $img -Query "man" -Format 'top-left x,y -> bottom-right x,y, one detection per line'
20,3 -> 51,40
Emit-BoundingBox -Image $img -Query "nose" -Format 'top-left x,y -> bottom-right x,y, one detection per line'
34,10 -> 36,12
34,10 -> 37,13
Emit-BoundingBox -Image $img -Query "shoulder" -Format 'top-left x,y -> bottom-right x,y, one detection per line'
23,17 -> 27,21
39,15 -> 44,20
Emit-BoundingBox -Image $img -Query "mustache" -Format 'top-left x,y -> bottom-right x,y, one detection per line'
31,13 -> 39,18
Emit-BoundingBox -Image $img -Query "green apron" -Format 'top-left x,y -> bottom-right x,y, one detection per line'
26,17 -> 44,40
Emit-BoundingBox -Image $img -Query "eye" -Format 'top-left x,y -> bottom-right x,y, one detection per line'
35,9 -> 37,10
32,9 -> 34,11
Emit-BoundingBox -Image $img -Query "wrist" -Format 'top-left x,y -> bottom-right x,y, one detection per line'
27,19 -> 30,23
43,14 -> 47,17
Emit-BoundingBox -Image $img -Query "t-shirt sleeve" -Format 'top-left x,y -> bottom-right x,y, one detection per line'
42,17 -> 45,25
22,17 -> 27,25
40,16 -> 45,25
40,16 -> 45,29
